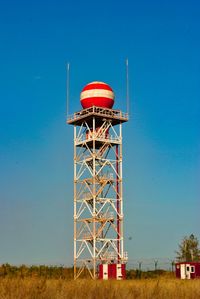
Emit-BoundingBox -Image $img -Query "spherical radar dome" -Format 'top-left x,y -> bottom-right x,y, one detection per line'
80,81 -> 115,109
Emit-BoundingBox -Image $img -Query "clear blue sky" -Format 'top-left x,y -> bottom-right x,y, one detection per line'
0,0 -> 199,266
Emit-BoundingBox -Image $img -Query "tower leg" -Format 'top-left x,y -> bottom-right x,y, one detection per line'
116,144 -> 120,263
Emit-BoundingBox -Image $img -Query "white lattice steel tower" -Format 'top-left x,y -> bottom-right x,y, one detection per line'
67,82 -> 128,279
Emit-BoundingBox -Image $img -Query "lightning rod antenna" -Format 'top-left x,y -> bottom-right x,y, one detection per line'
66,62 -> 70,117
126,58 -> 130,116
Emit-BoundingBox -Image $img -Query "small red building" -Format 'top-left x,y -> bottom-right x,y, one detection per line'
99,264 -> 126,280
175,262 -> 200,279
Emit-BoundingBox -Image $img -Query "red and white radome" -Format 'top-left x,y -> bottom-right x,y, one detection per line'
80,81 -> 115,109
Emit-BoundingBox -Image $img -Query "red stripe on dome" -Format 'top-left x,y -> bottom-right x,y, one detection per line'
81,97 -> 114,109
82,83 -> 113,92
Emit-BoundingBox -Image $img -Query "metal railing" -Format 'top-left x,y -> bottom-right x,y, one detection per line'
68,106 -> 128,122
76,134 -> 120,143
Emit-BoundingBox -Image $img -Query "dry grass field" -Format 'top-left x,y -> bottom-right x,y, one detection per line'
0,277 -> 200,299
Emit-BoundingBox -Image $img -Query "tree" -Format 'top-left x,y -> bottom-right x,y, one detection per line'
176,234 -> 200,262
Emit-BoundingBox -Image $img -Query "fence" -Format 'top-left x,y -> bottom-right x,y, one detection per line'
127,258 -> 175,272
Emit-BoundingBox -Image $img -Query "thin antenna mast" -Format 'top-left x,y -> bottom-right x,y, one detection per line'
66,62 -> 70,117
126,58 -> 129,116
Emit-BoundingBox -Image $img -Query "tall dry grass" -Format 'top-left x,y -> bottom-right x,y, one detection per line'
0,277 -> 200,299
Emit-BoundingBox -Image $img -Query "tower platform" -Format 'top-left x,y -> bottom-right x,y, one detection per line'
67,106 -> 128,127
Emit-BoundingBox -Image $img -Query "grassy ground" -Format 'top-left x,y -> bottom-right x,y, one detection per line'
0,278 -> 200,299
